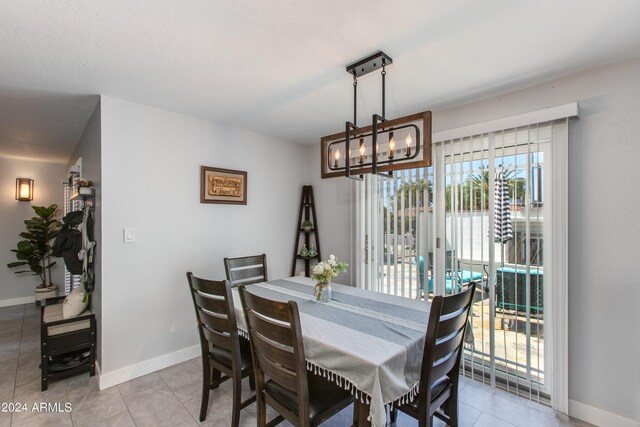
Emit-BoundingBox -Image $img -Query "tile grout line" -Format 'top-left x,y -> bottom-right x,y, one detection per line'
466,386 -> 534,427
472,411 -> 516,427
114,385 -> 137,427
10,304 -> 27,426
158,367 -> 199,426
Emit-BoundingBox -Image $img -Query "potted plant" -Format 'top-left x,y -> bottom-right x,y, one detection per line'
302,220 -> 313,232
7,204 -> 62,302
77,178 -> 94,196
311,254 -> 348,303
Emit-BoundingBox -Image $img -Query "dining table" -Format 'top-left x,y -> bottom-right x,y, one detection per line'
231,276 -> 431,427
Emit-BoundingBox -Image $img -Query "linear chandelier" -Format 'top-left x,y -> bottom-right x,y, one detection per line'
321,51 -> 432,179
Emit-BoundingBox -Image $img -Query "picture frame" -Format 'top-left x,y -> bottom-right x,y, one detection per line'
200,166 -> 247,205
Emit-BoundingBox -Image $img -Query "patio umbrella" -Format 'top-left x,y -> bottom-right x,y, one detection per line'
494,170 -> 514,375
493,170 -> 513,244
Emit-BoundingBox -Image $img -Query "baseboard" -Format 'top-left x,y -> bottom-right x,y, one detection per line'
97,345 -> 200,390
569,399 -> 639,427
95,360 -> 102,388
0,295 -> 35,307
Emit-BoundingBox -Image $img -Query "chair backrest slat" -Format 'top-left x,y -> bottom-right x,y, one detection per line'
193,292 -> 228,316
246,310 -> 294,347
242,289 -> 290,322
441,289 -> 472,312
196,308 -> 230,334
435,308 -> 468,338
432,327 -> 466,363
251,329 -> 297,372
201,324 -> 233,350
255,351 -> 299,391
230,267 -> 266,282
227,256 -> 264,268
190,276 -> 225,294
430,349 -> 459,381
224,254 -> 268,287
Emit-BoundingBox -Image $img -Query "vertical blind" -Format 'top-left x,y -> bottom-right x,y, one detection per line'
358,118 -> 568,405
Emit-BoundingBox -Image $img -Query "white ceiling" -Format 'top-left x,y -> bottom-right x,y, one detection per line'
1,0 -> 639,163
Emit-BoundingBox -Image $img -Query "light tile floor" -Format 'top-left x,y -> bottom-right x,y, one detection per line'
0,304 -> 593,427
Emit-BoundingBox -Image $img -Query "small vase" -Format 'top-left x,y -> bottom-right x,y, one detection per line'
313,283 -> 331,303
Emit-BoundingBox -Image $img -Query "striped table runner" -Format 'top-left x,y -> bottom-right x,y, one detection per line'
232,276 -> 431,427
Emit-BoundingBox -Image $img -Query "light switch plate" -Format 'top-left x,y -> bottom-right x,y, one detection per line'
124,228 -> 135,243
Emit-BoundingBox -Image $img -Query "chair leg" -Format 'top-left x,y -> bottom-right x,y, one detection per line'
446,392 -> 459,427
199,357 -> 211,422
418,414 -> 432,427
211,366 -> 222,388
231,375 -> 242,427
351,401 -> 359,426
354,400 -> 370,427
256,392 -> 267,427
248,372 -> 256,391
389,406 -> 398,423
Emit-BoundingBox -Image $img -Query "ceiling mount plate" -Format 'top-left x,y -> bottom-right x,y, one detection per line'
346,51 -> 393,78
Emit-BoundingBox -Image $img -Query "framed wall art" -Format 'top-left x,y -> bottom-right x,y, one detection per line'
200,166 -> 247,205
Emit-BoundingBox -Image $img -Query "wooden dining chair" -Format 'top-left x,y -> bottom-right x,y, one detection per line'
238,286 -> 355,427
391,284 -> 476,427
224,254 -> 268,287
186,272 -> 255,425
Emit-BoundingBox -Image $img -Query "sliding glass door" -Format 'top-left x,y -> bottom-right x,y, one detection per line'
439,126 -> 551,402
356,119 -> 567,406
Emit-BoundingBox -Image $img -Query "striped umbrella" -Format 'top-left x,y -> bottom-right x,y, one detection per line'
494,171 -> 513,243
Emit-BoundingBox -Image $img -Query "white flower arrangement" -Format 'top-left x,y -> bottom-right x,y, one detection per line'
311,254 -> 348,284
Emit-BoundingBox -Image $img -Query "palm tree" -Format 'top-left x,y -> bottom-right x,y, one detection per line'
445,168 -> 525,212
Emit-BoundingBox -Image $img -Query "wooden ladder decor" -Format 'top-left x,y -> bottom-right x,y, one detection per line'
291,185 -> 321,277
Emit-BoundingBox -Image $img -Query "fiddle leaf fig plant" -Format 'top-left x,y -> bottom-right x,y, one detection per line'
7,204 -> 62,288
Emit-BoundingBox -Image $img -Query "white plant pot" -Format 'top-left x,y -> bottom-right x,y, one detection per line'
35,285 -> 58,304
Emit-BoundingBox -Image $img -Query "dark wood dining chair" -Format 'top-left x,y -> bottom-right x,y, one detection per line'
391,284 -> 476,427
238,286 -> 356,427
224,254 -> 268,287
186,272 -> 255,425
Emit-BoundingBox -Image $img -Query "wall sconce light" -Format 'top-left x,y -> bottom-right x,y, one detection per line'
15,178 -> 34,201
320,51 -> 432,179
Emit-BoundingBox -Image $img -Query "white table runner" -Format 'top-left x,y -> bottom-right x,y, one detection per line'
232,276 -> 430,427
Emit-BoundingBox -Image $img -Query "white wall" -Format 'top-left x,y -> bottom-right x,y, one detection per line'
432,57 -> 640,425
67,101 -> 102,365
0,157 -> 66,303
99,96 -> 308,381
309,57 -> 640,424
